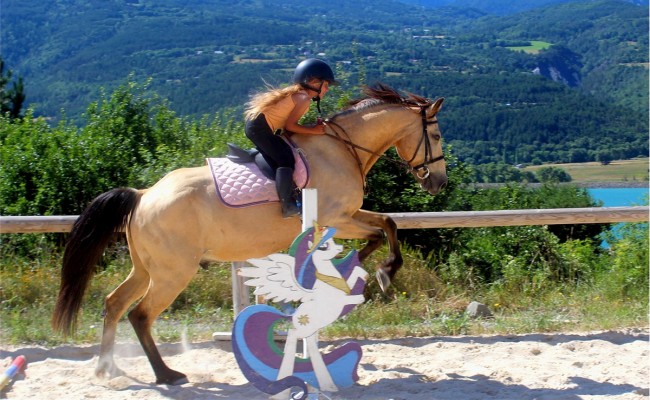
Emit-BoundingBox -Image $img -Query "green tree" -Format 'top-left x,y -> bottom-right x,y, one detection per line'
0,78 -> 245,217
472,162 -> 538,183
0,58 -> 26,120
596,151 -> 613,166
536,166 -> 572,183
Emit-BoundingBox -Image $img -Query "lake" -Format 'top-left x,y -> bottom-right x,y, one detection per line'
587,187 -> 648,247
587,187 -> 648,207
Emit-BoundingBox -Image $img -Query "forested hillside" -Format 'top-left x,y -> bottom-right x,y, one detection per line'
402,0 -> 645,15
1,0 -> 647,165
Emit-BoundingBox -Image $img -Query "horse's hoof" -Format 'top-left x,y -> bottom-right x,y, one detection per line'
95,362 -> 125,379
156,371 -> 189,385
375,269 -> 391,292
171,376 -> 189,385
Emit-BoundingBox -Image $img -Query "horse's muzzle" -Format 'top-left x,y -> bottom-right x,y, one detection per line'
418,172 -> 447,195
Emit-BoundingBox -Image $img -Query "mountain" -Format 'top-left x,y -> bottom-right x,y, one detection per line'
401,0 -> 574,15
1,0 -> 648,165
2,0 -> 465,117
400,0 -> 646,15
454,0 -> 649,113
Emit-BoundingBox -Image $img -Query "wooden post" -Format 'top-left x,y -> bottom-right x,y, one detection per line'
231,261 -> 250,318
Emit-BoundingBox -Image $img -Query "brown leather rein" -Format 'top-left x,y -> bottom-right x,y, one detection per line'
323,105 -> 444,190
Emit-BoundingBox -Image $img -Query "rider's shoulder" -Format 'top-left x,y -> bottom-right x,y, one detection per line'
291,90 -> 311,103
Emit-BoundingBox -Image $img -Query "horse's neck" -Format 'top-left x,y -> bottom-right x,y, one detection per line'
338,106 -> 415,170
299,105 -> 411,174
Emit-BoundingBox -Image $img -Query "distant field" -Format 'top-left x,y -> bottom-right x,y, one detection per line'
523,158 -> 649,183
507,40 -> 553,54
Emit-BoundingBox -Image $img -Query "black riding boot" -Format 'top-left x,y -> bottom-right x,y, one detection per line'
275,167 -> 300,218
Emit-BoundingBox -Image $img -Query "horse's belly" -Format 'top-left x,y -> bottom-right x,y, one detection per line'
130,166 -> 300,262
203,212 -> 302,260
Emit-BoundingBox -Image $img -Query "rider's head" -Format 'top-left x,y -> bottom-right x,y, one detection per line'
292,58 -> 337,99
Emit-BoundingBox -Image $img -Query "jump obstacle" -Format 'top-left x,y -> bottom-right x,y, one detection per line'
213,189 -> 320,339
225,189 -> 366,399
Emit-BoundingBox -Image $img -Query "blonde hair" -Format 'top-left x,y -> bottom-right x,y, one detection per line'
245,83 -> 305,121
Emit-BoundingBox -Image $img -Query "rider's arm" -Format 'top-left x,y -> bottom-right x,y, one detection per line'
284,92 -> 325,135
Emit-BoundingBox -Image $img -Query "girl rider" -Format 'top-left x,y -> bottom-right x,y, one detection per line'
244,58 -> 337,217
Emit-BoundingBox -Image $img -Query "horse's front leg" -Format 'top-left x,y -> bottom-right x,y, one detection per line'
351,209 -> 402,290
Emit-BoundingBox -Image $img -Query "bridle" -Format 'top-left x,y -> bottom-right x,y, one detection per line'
323,104 -> 445,188
406,107 -> 445,180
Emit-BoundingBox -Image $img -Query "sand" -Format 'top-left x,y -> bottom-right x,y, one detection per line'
1,328 -> 648,400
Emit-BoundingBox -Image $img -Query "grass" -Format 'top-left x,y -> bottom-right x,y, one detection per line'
0,236 -> 647,345
506,40 -> 553,54
523,158 -> 649,183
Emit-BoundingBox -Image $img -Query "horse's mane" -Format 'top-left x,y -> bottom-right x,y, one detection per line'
347,83 -> 431,110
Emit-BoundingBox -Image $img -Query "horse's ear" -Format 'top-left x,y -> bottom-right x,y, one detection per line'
426,97 -> 444,118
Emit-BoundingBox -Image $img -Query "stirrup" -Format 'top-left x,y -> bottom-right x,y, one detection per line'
282,201 -> 301,218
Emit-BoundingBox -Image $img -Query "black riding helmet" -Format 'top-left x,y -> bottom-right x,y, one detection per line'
292,58 -> 337,94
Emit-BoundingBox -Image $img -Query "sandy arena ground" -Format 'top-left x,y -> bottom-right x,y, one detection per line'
1,328 -> 648,399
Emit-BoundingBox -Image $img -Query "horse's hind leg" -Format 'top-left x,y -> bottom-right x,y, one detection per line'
349,209 -> 402,291
128,261 -> 199,385
96,251 -> 150,378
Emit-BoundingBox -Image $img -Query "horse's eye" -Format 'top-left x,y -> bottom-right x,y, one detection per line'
432,134 -> 441,141
318,243 -> 329,251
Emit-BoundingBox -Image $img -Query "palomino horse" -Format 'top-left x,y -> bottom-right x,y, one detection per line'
52,84 -> 447,385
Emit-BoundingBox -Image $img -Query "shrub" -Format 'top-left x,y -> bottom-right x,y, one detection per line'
601,222 -> 649,298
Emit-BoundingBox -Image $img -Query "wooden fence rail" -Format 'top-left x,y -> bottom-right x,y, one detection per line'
1,206 -> 648,234
2,206 -> 648,321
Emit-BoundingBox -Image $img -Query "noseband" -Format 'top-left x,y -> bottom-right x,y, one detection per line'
404,107 -> 445,180
324,104 -> 444,186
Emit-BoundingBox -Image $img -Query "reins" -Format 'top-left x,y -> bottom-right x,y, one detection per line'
322,103 -> 444,190
322,119 -> 377,190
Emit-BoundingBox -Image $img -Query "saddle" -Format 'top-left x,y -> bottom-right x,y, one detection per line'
224,144 -> 276,180
206,139 -> 309,208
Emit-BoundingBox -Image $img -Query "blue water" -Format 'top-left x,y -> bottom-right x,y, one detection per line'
586,187 -> 648,247
587,188 -> 649,207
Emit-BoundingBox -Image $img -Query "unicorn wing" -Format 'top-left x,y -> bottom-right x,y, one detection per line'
239,253 -> 313,303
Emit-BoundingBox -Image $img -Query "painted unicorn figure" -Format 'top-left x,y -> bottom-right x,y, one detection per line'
233,225 -> 368,398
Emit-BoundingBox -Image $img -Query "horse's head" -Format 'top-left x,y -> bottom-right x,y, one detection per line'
327,84 -> 448,196
395,97 -> 448,195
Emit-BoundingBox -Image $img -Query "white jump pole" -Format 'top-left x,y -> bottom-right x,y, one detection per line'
300,188 -> 319,240
299,189 -> 319,399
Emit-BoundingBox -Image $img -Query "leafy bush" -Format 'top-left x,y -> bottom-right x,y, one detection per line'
536,166 -> 572,183
0,78 -> 248,218
600,222 -> 649,298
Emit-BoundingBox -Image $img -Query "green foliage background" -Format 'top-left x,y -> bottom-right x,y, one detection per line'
0,78 -> 647,343
2,0 -> 648,165
1,78 -> 646,283
0,0 -> 647,342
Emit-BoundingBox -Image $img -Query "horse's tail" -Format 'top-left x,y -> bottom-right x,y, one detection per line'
232,305 -> 309,399
52,187 -> 141,336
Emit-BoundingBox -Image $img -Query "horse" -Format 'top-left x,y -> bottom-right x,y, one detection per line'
52,83 -> 447,385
